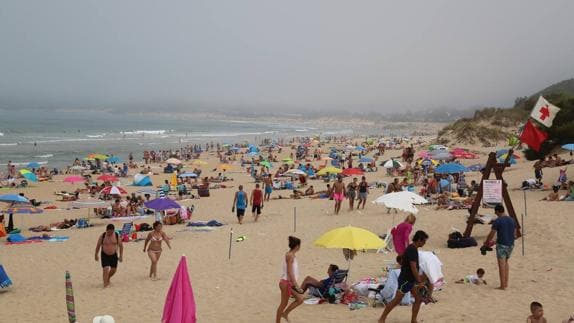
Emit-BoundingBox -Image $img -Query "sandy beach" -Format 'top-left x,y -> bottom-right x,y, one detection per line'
1,141 -> 573,323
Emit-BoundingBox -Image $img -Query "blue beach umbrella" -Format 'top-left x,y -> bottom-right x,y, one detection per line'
359,157 -> 373,163
499,157 -> 517,165
107,156 -> 121,163
0,194 -> 30,203
467,164 -> 484,172
19,170 -> 38,182
178,172 -> 198,178
26,162 -> 41,169
435,163 -> 469,174
562,143 -> 574,151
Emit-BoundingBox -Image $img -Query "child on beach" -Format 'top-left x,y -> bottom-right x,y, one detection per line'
455,268 -> 486,285
527,301 -> 547,323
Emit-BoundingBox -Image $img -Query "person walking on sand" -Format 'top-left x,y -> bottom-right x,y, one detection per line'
379,230 -> 429,323
143,221 -> 171,280
251,183 -> 264,222
94,224 -> 123,288
357,176 -> 369,209
347,177 -> 358,210
482,204 -> 516,290
264,174 -> 273,201
276,236 -> 304,323
232,185 -> 249,224
332,176 -> 346,214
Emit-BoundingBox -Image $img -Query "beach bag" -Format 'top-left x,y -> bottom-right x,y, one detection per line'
447,231 -> 477,249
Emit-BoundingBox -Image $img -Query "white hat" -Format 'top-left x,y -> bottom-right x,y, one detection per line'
93,315 -> 115,323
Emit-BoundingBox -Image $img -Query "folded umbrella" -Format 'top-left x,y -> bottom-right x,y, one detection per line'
162,256 -> 197,323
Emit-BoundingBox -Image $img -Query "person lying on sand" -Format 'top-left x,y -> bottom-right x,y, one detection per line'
541,186 -> 560,201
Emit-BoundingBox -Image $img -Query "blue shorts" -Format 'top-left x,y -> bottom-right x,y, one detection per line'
496,244 -> 513,259
265,186 -> 273,194
397,277 -> 414,294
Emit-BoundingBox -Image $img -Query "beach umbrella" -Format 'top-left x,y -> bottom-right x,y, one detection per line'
65,271 -> 77,323
162,255 -> 197,323
358,157 -> 373,163
418,158 -> 438,167
87,153 -> 108,160
97,174 -> 118,182
561,143 -> 574,151
190,160 -> 207,166
259,160 -> 272,168
382,159 -> 404,169
246,152 -> 259,158
145,198 -> 180,211
428,144 -> 447,151
133,174 -> 153,186
70,199 -> 109,209
498,152 -> 520,160
498,157 -> 517,165
19,169 -> 38,182
106,156 -> 121,163
0,194 -> 29,203
218,164 -> 233,171
284,169 -> 306,176
314,226 -> 386,250
99,186 -> 128,195
166,158 -> 182,165
63,176 -> 85,184
342,168 -> 364,176
435,163 -> 469,174
282,158 -> 294,164
373,191 -> 427,214
355,146 -> 366,151
26,162 -> 41,169
316,166 -> 342,176
439,179 -> 450,188
178,172 -> 198,178
0,265 -> 13,289
429,151 -> 453,161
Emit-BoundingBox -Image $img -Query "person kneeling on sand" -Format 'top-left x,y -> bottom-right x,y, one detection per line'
455,268 -> 486,285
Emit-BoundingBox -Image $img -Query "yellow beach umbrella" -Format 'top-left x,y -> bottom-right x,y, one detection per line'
87,153 -> 109,160
316,166 -> 342,176
314,225 -> 386,250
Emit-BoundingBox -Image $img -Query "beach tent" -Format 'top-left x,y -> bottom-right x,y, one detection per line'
133,174 -> 152,186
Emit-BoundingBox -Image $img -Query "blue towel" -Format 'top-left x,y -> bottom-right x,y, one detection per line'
7,233 -> 26,243
0,265 -> 13,289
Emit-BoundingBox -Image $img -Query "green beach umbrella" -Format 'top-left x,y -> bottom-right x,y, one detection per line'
260,160 -> 272,168
19,169 -> 38,182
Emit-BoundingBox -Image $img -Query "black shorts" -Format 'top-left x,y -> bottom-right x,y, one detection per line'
236,208 -> 246,218
101,252 -> 118,268
252,205 -> 262,215
397,277 -> 414,294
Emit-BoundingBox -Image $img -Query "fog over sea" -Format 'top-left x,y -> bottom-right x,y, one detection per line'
0,109 -> 358,169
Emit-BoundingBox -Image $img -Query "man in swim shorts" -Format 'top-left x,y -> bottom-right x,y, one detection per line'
232,185 -> 249,224
94,224 -> 123,288
332,176 -> 346,215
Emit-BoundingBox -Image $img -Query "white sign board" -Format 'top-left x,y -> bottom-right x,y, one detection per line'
483,180 -> 502,204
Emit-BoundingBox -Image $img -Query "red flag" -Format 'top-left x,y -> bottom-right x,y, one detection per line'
520,119 -> 548,152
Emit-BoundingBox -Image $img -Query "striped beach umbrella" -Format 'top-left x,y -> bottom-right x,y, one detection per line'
99,186 -> 128,195
65,271 -> 77,323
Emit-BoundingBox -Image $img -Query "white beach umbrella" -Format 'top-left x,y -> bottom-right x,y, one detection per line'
372,191 -> 428,215
284,169 -> 306,176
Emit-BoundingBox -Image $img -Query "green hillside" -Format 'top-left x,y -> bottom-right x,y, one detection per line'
438,78 -> 574,158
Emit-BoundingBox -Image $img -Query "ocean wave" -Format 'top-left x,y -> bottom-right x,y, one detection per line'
86,134 -> 105,138
121,130 -> 168,135
0,142 -> 17,146
35,154 -> 54,158
0,132 -> 4,136
195,131 -> 275,137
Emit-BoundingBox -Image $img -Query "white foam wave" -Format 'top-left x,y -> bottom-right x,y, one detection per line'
0,143 -> 17,146
121,130 -> 167,135
0,132 -> 4,136
35,154 -> 54,158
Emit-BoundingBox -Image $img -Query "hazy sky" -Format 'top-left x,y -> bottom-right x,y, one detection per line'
1,0 -> 573,112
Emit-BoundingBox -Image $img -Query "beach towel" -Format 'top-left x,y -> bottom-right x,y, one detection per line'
7,233 -> 27,243
0,265 -> 13,289
186,220 -> 224,227
418,251 -> 444,284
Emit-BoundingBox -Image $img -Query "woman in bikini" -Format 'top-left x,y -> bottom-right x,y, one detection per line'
276,236 -> 304,323
143,221 -> 171,280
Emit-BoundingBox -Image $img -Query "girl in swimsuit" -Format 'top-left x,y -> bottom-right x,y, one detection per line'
143,221 -> 171,280
276,236 -> 303,323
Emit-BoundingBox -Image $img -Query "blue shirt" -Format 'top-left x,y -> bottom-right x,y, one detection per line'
236,191 -> 247,210
491,215 -> 516,246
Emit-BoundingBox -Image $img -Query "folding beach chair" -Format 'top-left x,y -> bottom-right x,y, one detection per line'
377,228 -> 394,254
309,269 -> 349,299
119,222 -> 133,241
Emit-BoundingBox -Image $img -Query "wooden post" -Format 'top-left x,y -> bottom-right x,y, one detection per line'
464,150 -> 522,237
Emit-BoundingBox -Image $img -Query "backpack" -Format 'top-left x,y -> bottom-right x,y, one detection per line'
447,231 -> 477,249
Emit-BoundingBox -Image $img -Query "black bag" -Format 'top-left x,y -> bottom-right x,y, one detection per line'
447,235 -> 477,249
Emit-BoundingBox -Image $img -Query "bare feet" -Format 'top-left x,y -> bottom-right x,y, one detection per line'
495,286 -> 506,290
281,313 -> 291,322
